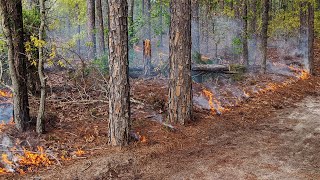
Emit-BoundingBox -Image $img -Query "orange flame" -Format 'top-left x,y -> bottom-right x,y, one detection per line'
202,89 -> 229,115
136,132 -> 147,143
0,90 -> 12,98
75,149 -> 86,156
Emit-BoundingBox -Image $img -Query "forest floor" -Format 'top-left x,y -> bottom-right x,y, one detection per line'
1,41 -> 320,179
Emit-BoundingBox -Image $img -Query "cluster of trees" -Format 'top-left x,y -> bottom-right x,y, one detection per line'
0,0 -> 317,146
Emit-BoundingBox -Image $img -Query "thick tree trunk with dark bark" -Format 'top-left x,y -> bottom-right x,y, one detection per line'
108,0 -> 130,146
37,0 -> 46,134
87,0 -> 96,60
192,0 -> 200,54
168,0 -> 192,125
96,0 -> 105,57
299,2 -> 307,51
0,0 -> 30,131
308,2 -> 314,75
261,0 -> 269,73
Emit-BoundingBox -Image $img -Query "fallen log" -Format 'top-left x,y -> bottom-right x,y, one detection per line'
191,64 -> 229,72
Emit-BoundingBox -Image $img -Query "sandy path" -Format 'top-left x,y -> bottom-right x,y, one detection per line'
141,96 -> 320,180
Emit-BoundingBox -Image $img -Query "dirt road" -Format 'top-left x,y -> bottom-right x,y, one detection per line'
17,95 -> 319,180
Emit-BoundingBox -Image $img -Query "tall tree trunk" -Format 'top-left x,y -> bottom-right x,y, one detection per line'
76,3 -> 81,55
308,2 -> 314,75
230,0 -> 234,10
0,0 -> 30,131
108,0 -> 130,146
159,0 -> 163,47
102,0 -> 109,50
205,5 -> 209,53
143,39 -> 151,76
242,0 -> 249,67
168,0 -> 192,125
144,0 -> 151,76
261,0 -> 269,73
219,0 -> 224,10
37,0 -> 46,134
146,0 -> 151,40
142,0 -> 144,14
234,1 -> 240,18
299,2 -> 307,50
87,0 -> 96,60
96,0 -> 105,57
192,0 -> 200,54
250,0 -> 257,36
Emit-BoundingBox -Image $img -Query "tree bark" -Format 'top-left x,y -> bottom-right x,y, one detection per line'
142,0 -> 144,14
191,0 -> 200,54
76,3 -> 81,55
87,0 -> 96,60
37,0 -> 46,134
96,0 -> 105,57
108,0 -> 130,146
205,5 -> 209,53
146,0 -> 151,40
308,2 -> 314,75
143,39 -> 151,76
0,0 -> 30,131
168,0 -> 192,125
261,0 -> 269,73
242,0 -> 249,67
219,0 -> 224,10
299,2 -> 307,50
159,0 -> 163,47
102,0 -> 109,50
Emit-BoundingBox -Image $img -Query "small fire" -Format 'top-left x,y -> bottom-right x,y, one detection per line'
75,149 -> 86,156
136,132 -> 147,143
0,90 -> 12,98
288,65 -> 310,80
202,89 -> 229,115
0,146 -> 53,175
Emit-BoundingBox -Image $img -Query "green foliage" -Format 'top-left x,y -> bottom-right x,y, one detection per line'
269,10 -> 300,38
92,54 -> 109,72
23,7 -> 41,66
232,37 -> 242,55
22,7 -> 41,34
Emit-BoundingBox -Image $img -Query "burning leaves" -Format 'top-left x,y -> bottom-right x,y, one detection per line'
0,90 -> 12,98
0,146 -> 53,175
202,89 -> 229,115
75,149 -> 86,157
201,64 -> 310,116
